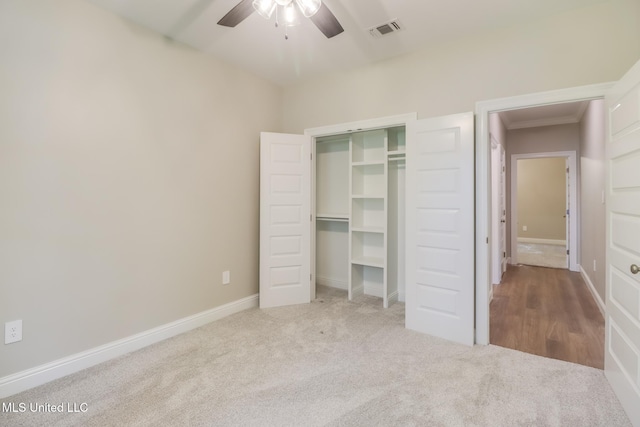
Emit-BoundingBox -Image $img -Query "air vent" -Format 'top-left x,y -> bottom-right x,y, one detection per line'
369,20 -> 402,38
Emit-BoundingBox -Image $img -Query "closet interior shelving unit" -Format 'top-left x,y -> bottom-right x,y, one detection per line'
315,127 -> 406,308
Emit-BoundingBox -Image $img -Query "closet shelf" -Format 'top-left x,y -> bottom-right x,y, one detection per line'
387,150 -> 406,156
351,256 -> 385,268
316,214 -> 349,222
351,194 -> 385,199
352,160 -> 386,167
351,226 -> 385,234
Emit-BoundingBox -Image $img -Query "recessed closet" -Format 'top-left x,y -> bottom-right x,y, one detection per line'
314,127 -> 406,307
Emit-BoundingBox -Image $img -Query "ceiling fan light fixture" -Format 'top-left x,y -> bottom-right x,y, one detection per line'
295,0 -> 321,18
253,0 -> 276,19
274,0 -> 292,6
283,2 -> 300,26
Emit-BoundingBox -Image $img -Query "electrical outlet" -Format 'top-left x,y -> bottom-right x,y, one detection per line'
222,270 -> 231,285
5,320 -> 22,344
593,260 -> 597,272
522,225 -> 528,232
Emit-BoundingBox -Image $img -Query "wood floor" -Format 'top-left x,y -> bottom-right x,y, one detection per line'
490,265 -> 605,369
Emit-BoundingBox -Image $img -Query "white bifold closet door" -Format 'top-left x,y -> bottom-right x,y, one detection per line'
259,132 -> 311,308
405,113 -> 475,346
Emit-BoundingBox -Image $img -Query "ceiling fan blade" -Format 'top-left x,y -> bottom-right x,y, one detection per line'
310,3 -> 344,38
217,0 -> 254,27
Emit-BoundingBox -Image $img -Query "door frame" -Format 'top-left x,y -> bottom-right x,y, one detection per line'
304,113 -> 417,300
510,151 -> 577,271
475,82 -> 613,345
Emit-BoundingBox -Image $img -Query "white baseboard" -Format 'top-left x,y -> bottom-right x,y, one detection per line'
0,294 -> 258,399
579,265 -> 605,316
316,276 -> 347,290
517,237 -> 566,246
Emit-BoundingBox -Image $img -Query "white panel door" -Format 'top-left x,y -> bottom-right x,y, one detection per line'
406,112 -> 475,346
499,145 -> 507,274
565,159 -> 570,268
605,59 -> 640,425
260,132 -> 311,308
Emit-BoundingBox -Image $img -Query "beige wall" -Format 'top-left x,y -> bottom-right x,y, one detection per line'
517,158 -> 567,241
0,0 -> 281,377
282,0 -> 640,133
579,100 -> 606,303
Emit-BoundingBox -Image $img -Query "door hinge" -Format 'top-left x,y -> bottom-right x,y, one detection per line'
310,214 -> 313,221
503,251 -> 506,258
566,209 -> 569,216
486,237 -> 489,244
502,166 -> 505,172
566,167 -> 569,173
566,249 -> 570,255
310,274 -> 312,281
310,152 -> 313,160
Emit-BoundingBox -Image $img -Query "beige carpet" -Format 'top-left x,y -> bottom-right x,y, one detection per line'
0,286 -> 629,426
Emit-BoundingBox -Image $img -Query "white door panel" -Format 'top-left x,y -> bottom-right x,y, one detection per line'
406,112 -> 475,346
260,132 -> 311,308
499,145 -> 507,274
491,140 -> 507,285
605,59 -> 640,425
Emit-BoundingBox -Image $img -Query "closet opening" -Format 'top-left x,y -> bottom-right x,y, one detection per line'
313,127 -> 406,308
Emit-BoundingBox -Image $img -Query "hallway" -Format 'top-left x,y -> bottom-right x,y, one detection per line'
490,265 -> 604,369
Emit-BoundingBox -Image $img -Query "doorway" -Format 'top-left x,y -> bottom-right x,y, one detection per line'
479,95 -> 608,368
475,83 -> 612,346
514,157 -> 568,269
511,152 -> 577,271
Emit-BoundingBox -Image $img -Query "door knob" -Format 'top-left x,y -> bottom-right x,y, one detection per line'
632,264 -> 640,275
501,220 -> 506,223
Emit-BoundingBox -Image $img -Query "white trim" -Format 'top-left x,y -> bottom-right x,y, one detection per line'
579,265 -> 605,316
510,151 -> 577,272
475,82 -> 613,345
517,237 -> 566,246
0,294 -> 259,399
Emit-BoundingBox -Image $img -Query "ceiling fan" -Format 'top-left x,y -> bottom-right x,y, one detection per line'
217,0 -> 344,39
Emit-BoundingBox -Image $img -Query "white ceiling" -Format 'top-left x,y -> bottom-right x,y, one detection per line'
87,0 -> 607,86
498,101 -> 590,130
